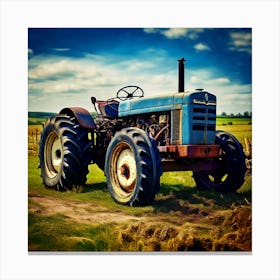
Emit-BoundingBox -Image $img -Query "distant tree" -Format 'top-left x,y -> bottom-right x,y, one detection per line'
243,111 -> 250,118
221,112 -> 227,117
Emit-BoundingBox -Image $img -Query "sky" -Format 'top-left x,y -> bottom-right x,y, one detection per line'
28,28 -> 252,115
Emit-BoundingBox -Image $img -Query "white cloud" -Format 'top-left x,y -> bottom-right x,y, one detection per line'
143,28 -> 158,34
160,28 -> 189,39
28,48 -> 33,55
28,54 -> 251,115
143,28 -> 205,40
217,92 -> 252,115
188,69 -> 251,114
191,75 -> 229,86
214,77 -> 230,84
28,52 -> 178,112
52,48 -> 71,52
228,31 -> 252,54
190,76 -> 200,84
194,43 -> 211,51
29,59 -> 78,79
139,48 -> 168,57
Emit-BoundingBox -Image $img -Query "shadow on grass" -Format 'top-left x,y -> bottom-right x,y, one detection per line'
154,183 -> 252,213
80,182 -> 108,193
81,180 -> 251,215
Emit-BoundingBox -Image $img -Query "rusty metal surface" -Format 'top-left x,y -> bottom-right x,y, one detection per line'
158,144 -> 221,159
59,107 -> 96,129
161,158 -> 222,172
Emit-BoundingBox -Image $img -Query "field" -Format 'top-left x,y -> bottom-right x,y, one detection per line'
28,116 -> 252,252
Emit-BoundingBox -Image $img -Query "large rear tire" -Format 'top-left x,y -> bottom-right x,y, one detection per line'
38,114 -> 92,191
105,127 -> 162,206
193,130 -> 246,193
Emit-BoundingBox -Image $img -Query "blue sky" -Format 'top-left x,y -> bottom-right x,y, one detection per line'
28,28 -> 252,114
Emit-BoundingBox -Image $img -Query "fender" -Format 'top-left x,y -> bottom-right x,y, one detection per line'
59,107 -> 96,130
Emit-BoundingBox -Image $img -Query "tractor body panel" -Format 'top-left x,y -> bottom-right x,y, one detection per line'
118,90 -> 216,145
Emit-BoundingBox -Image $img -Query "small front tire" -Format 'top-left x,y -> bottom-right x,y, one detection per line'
193,130 -> 246,193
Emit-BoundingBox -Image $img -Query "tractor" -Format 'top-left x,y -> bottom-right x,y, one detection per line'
38,58 -> 246,206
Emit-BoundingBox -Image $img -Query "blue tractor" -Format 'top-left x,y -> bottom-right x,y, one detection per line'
39,58 -> 246,206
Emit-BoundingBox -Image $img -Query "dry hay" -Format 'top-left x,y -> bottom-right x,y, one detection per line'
215,205 -> 252,251
119,205 -> 252,252
119,221 -> 213,251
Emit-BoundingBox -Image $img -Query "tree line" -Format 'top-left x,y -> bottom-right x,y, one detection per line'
219,111 -> 252,118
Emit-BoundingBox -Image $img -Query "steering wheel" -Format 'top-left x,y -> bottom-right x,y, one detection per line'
116,85 -> 144,101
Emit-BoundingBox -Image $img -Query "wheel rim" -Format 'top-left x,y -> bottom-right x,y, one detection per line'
111,143 -> 137,199
44,131 -> 63,178
208,172 -> 228,184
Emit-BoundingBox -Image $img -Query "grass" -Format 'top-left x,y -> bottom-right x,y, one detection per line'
216,117 -> 251,126
29,212 -> 121,251
28,153 -> 252,251
216,123 -> 252,148
28,118 -> 252,252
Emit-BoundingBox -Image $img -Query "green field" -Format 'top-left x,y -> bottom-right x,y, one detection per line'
216,117 -> 252,147
216,117 -> 251,126
28,116 -> 252,252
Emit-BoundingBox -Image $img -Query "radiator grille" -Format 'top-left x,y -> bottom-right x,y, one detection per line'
172,109 -> 181,144
192,106 -> 216,131
192,124 -> 216,131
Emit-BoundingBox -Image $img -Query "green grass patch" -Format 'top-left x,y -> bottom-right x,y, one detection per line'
29,156 -> 154,216
28,212 -> 121,251
216,117 -> 252,126
216,123 -> 252,147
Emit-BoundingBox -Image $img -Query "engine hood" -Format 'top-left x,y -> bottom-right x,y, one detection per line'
118,90 -> 216,117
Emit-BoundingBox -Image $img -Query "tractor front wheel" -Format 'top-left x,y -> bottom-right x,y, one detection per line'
105,127 -> 162,206
193,130 -> 246,193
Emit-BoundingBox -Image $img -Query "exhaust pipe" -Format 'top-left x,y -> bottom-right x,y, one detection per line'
178,58 -> 186,92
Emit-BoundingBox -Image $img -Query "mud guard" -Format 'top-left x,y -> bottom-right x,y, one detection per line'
59,107 -> 96,130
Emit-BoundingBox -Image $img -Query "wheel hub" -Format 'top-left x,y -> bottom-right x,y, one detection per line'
116,148 -> 136,192
44,131 -> 63,178
51,138 -> 63,172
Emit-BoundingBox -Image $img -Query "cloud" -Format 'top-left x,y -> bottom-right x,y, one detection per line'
52,48 -> 71,52
28,48 -> 33,55
143,28 -> 158,34
139,47 -> 168,57
29,55 -> 128,93
143,28 -> 204,40
214,77 -> 230,84
228,31 -> 252,54
28,52 -> 178,112
160,28 -> 190,39
194,43 -> 211,51
217,92 -> 252,115
28,53 -> 251,115
29,59 -> 78,80
188,69 -> 251,114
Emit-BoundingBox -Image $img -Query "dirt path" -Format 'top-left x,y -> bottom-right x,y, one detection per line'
29,194 -> 252,251
30,196 -> 143,225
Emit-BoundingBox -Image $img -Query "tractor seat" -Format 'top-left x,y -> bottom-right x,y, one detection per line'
95,99 -> 119,119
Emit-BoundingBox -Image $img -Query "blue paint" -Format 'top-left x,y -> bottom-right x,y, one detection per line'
118,90 -> 217,145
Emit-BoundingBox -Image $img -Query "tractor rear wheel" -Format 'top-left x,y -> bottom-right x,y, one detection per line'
105,127 -> 162,206
193,130 -> 246,193
39,114 -> 92,191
